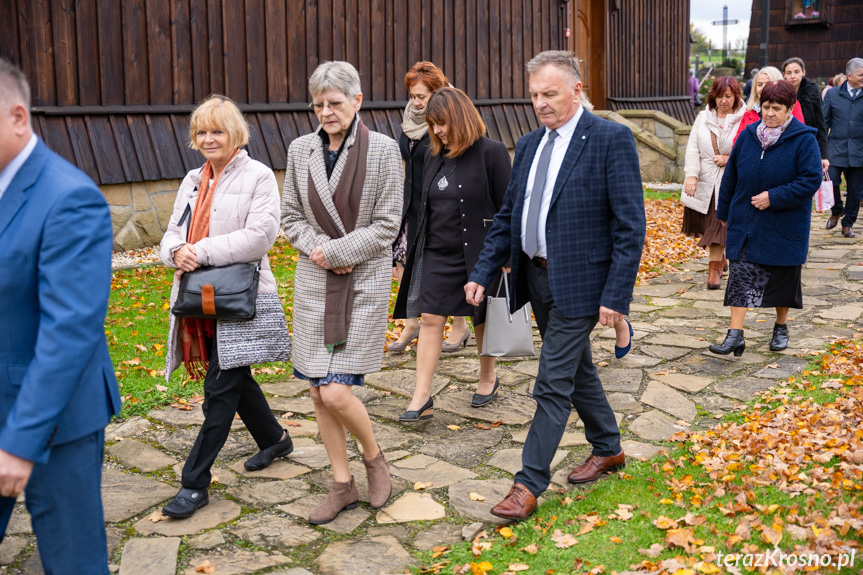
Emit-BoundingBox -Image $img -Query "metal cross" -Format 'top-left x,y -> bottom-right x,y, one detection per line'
712,5 -> 740,64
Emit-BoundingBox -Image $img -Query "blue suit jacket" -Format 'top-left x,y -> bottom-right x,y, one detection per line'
469,110 -> 646,318
0,139 -> 121,464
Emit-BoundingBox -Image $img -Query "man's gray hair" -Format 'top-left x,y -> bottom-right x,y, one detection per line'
846,58 -> 863,76
750,67 -> 760,77
526,50 -> 593,110
308,61 -> 362,100
0,58 -> 31,111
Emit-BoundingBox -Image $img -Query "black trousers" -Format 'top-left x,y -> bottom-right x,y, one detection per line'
829,165 -> 863,228
515,261 -> 621,497
182,335 -> 283,489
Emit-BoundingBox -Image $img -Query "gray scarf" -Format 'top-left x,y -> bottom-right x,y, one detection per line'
401,101 -> 428,141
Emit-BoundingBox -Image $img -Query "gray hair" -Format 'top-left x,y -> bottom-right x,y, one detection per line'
750,67 -> 760,77
526,50 -> 593,110
846,58 -> 863,76
0,58 -> 31,111
308,61 -> 362,100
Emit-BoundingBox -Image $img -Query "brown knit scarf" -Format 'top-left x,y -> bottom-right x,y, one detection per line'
307,117 -> 369,352
179,148 -> 240,379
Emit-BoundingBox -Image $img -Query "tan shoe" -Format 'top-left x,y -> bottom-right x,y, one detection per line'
567,451 -> 626,484
362,445 -> 392,509
309,476 -> 359,525
489,483 -> 537,521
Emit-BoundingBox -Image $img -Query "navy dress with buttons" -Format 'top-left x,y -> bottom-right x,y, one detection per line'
420,156 -> 478,318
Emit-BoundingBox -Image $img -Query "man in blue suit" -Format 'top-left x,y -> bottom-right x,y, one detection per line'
466,51 -> 645,520
0,59 -> 121,573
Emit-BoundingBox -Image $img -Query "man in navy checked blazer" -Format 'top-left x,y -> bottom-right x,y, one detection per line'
466,51 -> 645,520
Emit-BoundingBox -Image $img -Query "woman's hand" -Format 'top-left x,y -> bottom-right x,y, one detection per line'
713,154 -> 729,167
684,177 -> 697,197
751,191 -> 771,210
501,266 -> 511,274
822,159 -> 830,172
174,244 -> 200,272
720,220 -> 726,227
310,246 -> 330,270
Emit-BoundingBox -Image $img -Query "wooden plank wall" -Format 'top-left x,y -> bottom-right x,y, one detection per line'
606,0 -> 689,103
0,0 -> 565,108
746,0 -> 863,79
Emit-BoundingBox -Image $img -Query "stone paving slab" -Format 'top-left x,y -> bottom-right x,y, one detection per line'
184,551 -> 292,575
640,381 -> 696,421
364,369 -> 450,397
134,499 -> 241,536
314,536 -> 413,575
119,537 -> 180,575
628,411 -> 685,441
621,440 -> 668,459
633,283 -> 692,297
278,418 -> 320,438
509,429 -> 589,447
390,454 -> 477,488
231,515 -> 322,547
448,479 -> 519,524
753,356 -> 808,379
229,459 -> 311,480
412,522 -> 465,551
432,390 -> 536,424
598,368 -> 643,392
419,427 -> 504,467
228,480 -> 311,507
260,381 -> 309,397
267,397 -> 316,414
713,376 -> 781,401
651,373 -> 713,393
0,537 -> 27,565
101,470 -> 176,523
377,492 -> 446,524
486,448 -> 568,475
108,438 -> 177,472
152,427 -> 253,461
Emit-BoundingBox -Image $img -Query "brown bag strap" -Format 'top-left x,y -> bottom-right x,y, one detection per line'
710,131 -> 721,156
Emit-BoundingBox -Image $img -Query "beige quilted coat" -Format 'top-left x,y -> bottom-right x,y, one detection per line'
282,121 -> 403,378
160,150 -> 281,377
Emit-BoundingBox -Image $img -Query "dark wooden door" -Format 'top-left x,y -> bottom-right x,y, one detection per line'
568,0 -> 607,109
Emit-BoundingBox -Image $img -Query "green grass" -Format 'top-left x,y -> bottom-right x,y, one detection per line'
643,188 -> 678,202
415,348 -> 863,575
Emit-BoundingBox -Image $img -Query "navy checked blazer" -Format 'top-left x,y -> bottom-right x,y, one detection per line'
469,109 -> 646,318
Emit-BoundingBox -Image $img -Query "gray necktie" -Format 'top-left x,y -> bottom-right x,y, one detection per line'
524,130 -> 558,259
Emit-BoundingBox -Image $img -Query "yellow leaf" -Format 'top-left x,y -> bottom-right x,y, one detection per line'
696,562 -> 721,574
469,492 -> 486,501
414,481 -> 434,490
499,527 -> 514,539
610,536 -> 623,543
658,498 -> 674,505
520,543 -> 539,554
447,425 -> 461,431
508,564 -> 531,572
194,561 -> 216,574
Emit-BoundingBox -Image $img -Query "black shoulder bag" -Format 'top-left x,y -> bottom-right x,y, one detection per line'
171,203 -> 260,321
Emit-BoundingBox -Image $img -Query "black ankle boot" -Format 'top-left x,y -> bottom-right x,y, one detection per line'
709,329 -> 745,356
770,323 -> 789,351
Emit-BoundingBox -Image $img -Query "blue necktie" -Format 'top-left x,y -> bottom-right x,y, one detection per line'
524,130 -> 559,259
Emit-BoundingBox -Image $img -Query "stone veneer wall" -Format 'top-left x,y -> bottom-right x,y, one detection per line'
104,170 -> 286,252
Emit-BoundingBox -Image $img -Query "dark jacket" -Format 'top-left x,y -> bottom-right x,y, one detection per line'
797,76 -> 828,159
717,118 -> 821,267
823,81 -> 863,168
469,110 -> 646,318
394,136 -> 511,318
397,131 -> 432,253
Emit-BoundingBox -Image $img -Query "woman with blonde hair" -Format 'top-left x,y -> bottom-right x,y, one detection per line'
160,95 -> 293,518
734,66 -> 804,145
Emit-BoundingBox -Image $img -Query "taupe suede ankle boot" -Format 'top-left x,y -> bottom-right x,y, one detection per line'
362,444 -> 392,509
308,476 -> 359,525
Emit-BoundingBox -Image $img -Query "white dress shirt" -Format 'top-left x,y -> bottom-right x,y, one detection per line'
0,134 -> 38,202
520,106 -> 584,258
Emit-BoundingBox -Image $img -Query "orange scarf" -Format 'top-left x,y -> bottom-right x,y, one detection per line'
180,149 -> 240,380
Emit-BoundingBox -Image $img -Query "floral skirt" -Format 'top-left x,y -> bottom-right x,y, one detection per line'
293,370 -> 364,387
724,246 -> 802,309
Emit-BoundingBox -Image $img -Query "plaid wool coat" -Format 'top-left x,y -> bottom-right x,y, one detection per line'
281,119 -> 403,377
469,110 -> 646,318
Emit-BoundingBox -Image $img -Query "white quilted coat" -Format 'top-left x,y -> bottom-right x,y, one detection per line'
683,103 -> 745,214
160,150 -> 281,377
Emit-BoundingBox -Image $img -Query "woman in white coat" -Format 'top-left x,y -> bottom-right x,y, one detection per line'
160,95 -> 293,519
681,75 -> 745,289
281,61 -> 402,524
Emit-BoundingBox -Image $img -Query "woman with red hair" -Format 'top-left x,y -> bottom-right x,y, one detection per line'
681,75 -> 746,289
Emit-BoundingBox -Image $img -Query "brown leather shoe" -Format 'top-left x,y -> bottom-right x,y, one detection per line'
842,227 -> 856,238
707,261 -> 722,290
490,483 -> 537,521
567,451 -> 626,484
826,215 -> 840,230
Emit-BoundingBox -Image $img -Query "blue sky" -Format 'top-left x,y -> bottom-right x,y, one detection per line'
691,0 -> 752,49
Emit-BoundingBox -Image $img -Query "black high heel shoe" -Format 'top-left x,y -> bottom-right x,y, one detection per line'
708,329 -> 745,357
471,377 -> 500,408
399,397 -> 433,422
769,323 -> 789,351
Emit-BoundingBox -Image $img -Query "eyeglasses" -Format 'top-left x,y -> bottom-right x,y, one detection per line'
310,100 -> 346,112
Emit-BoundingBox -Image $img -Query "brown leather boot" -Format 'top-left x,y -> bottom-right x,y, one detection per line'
309,476 -> 359,525
362,445 -> 392,509
707,260 -> 722,289
720,255 -> 728,274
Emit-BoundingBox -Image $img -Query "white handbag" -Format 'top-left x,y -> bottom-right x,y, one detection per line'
480,273 -> 536,358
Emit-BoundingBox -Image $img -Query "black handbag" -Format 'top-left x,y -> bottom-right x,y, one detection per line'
172,263 -> 260,320
170,202 -> 260,320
